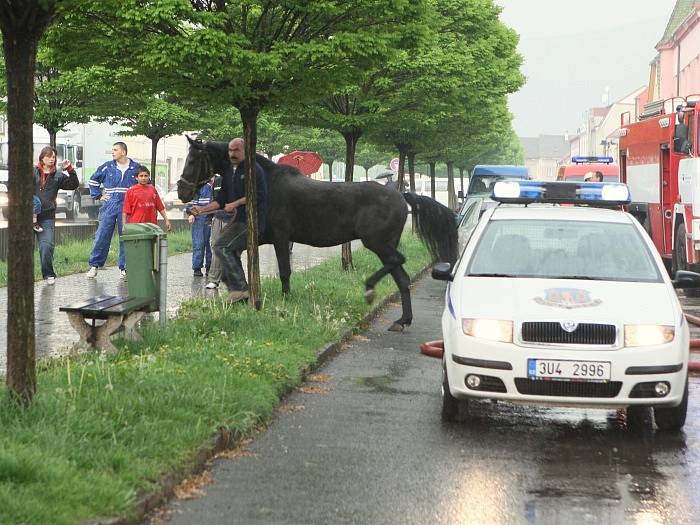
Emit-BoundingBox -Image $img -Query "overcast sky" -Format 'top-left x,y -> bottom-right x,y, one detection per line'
494,0 -> 678,137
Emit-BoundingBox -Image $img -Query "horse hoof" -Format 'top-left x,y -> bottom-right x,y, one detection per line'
388,322 -> 404,332
364,289 -> 375,304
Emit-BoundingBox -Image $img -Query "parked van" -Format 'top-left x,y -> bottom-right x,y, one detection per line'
557,156 -> 619,182
466,165 -> 529,196
415,176 -> 451,208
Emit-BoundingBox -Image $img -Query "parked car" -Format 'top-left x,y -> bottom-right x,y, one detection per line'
456,196 -> 497,250
432,180 -> 694,431
467,165 -> 529,196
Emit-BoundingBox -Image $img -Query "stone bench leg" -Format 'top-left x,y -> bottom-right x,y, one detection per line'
122,311 -> 146,341
65,312 -> 124,355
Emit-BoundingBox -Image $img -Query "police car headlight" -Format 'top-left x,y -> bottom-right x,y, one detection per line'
624,325 -> 675,347
462,319 -> 513,343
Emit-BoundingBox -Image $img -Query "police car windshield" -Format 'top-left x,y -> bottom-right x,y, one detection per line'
466,219 -> 663,282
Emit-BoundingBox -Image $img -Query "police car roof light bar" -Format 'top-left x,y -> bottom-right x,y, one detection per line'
571,155 -> 614,164
491,180 -> 631,206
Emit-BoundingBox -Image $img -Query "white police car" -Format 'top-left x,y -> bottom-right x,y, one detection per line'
432,181 -> 698,430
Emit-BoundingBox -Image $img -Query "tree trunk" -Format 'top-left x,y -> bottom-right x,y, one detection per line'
407,152 -> 416,193
1,2 -> 55,405
396,144 -> 409,192
49,130 -> 57,149
429,161 -> 436,200
446,161 -> 457,210
239,104 -> 262,310
328,160 -> 333,182
458,167 -> 464,198
341,130 -> 361,271
150,136 -> 160,185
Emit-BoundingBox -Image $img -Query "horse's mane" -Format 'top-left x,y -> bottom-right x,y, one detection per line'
204,140 -> 304,178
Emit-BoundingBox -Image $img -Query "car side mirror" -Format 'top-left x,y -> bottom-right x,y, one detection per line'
457,190 -> 464,199
432,262 -> 453,281
672,270 -> 700,289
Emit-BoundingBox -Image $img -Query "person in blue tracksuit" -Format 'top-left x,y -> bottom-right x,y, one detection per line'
186,175 -> 215,276
85,141 -> 140,279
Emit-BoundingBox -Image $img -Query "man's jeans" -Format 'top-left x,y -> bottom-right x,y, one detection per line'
35,218 -> 55,278
213,221 -> 248,292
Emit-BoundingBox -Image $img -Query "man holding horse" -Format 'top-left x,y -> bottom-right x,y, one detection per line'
190,138 -> 268,304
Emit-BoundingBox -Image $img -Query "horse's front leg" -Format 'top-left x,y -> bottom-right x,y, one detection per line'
273,239 -> 292,295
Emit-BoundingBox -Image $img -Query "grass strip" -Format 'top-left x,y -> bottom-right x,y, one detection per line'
0,232 -> 430,524
0,229 -> 193,287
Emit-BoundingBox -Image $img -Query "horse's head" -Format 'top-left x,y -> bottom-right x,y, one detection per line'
178,136 -> 213,202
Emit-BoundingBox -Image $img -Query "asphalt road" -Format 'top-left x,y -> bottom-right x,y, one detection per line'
161,276 -> 700,525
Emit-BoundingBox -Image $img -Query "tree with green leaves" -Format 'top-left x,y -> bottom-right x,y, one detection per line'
369,0 -> 524,209
113,95 -> 203,181
110,0 -> 418,307
0,0 -> 61,404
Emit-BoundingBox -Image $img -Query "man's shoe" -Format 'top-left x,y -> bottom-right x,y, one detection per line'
86,266 -> 98,279
120,269 -> 127,279
33,223 -> 43,233
226,290 -> 249,304
193,269 -> 204,277
205,282 -> 219,289
46,276 -> 55,285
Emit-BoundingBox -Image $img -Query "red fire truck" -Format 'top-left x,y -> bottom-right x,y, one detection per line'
619,96 -> 700,274
556,156 -> 620,181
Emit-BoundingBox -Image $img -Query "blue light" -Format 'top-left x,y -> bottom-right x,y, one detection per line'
571,156 -> 614,164
491,181 -> 631,206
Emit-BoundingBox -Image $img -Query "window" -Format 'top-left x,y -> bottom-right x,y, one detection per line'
467,219 -> 662,282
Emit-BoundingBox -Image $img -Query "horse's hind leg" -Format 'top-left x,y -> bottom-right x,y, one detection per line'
273,240 -> 292,294
364,250 -> 405,305
388,264 -> 412,332
365,247 -> 413,332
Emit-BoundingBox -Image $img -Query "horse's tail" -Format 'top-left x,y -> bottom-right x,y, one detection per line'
403,192 -> 458,265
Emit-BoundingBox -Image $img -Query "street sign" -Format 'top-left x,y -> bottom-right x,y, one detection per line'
390,158 -> 399,173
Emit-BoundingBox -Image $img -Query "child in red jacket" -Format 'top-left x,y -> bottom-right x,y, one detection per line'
122,166 -> 172,230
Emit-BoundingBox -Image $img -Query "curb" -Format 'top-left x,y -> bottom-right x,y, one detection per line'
91,263 -> 433,525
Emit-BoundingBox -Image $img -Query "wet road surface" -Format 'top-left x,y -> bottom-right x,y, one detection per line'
164,276 -> 700,525
0,242 -> 359,373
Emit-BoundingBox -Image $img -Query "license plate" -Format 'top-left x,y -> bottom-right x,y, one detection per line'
527,358 -> 611,381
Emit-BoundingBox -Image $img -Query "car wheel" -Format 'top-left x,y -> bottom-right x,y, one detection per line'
441,363 -> 461,422
654,377 -> 688,431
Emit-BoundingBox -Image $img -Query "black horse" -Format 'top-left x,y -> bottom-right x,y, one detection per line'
177,138 -> 458,331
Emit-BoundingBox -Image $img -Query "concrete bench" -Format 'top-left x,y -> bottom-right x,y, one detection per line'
60,294 -> 152,354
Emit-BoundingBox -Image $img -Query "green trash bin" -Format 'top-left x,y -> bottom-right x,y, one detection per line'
121,223 -> 166,312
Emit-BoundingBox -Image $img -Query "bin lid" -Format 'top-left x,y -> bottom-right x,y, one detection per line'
122,222 -> 166,240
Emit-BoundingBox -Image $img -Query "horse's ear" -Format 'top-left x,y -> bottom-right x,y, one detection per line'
186,135 -> 205,150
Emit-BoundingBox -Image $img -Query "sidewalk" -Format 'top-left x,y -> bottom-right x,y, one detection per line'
0,243 -> 358,373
